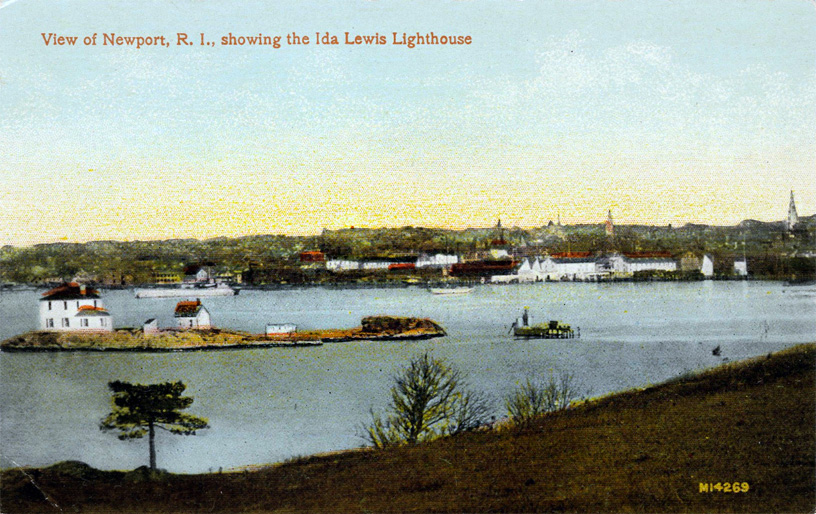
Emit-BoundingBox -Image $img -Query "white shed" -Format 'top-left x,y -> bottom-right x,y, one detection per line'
174,300 -> 212,329
266,323 -> 297,335
143,318 -> 159,335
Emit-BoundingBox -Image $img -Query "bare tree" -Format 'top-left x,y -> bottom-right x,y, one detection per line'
505,372 -> 578,425
446,390 -> 493,435
365,353 -> 492,448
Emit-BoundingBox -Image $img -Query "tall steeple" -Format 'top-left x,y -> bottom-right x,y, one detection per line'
787,190 -> 799,231
605,209 -> 614,237
492,218 -> 507,247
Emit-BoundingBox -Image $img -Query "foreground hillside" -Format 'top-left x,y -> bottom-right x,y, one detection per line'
2,344 -> 814,513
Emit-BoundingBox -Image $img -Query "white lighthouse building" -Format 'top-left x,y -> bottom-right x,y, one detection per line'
39,282 -> 112,332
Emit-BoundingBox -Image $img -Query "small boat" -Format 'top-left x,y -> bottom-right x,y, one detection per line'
429,287 -> 474,295
135,283 -> 238,299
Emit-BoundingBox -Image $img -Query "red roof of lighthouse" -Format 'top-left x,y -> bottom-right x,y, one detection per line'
40,282 -> 101,301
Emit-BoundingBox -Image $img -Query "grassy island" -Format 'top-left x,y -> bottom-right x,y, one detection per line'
2,343 -> 813,513
0,316 -> 446,352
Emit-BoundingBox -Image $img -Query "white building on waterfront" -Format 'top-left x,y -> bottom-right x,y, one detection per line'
734,258 -> 748,277
595,254 -> 629,275
626,257 -> 677,273
183,265 -> 212,284
497,252 -> 681,283
554,256 -> 597,280
326,259 -> 360,271
416,253 -> 459,269
701,254 -> 715,278
516,258 -> 534,282
360,259 -> 392,270
38,282 -> 112,332
623,253 -> 677,274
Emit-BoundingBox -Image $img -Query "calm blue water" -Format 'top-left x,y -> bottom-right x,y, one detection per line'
1,282 -> 814,473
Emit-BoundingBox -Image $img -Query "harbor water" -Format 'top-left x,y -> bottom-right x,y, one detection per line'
1,281 -> 814,473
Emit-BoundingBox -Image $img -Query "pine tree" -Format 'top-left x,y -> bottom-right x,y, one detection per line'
100,381 -> 208,471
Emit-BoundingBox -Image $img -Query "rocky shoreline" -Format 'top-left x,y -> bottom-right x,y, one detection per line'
0,316 -> 446,352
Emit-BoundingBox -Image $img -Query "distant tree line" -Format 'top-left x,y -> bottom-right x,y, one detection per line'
2,218 -> 814,284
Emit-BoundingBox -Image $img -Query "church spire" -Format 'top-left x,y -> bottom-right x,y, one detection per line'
787,190 -> 799,231
605,209 -> 614,237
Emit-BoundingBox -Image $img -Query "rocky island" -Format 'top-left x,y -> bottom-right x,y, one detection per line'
0,316 -> 446,352
287,315 -> 447,343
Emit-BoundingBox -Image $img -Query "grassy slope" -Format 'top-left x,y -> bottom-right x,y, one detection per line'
2,344 -> 814,513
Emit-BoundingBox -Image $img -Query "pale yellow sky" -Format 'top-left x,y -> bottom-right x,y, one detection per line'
1,0 -> 814,246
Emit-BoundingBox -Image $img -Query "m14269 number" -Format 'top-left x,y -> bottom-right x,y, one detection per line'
699,482 -> 750,493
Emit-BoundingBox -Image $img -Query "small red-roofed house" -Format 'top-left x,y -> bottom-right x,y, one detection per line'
38,282 -> 113,332
174,299 -> 211,329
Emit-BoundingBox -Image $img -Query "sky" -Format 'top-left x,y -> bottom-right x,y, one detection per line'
1,0 -> 814,246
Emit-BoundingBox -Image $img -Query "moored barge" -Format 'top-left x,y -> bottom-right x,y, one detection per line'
511,308 -> 578,339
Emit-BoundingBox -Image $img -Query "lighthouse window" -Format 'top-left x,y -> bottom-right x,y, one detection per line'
48,301 -> 52,310
62,318 -> 70,327
101,318 -> 107,327
81,319 -> 89,327
63,301 -> 67,310
46,318 -> 54,328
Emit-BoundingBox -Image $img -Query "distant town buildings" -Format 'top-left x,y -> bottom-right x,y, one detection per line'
734,258 -> 748,277
507,251 -> 679,282
491,218 -> 508,247
183,265 -> 212,284
299,251 -> 325,263
416,253 -> 459,268
24,202 -> 809,289
39,282 -> 112,332
488,249 -> 510,259
625,252 -> 678,273
326,259 -> 361,271
152,271 -> 182,284
679,252 -> 702,272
